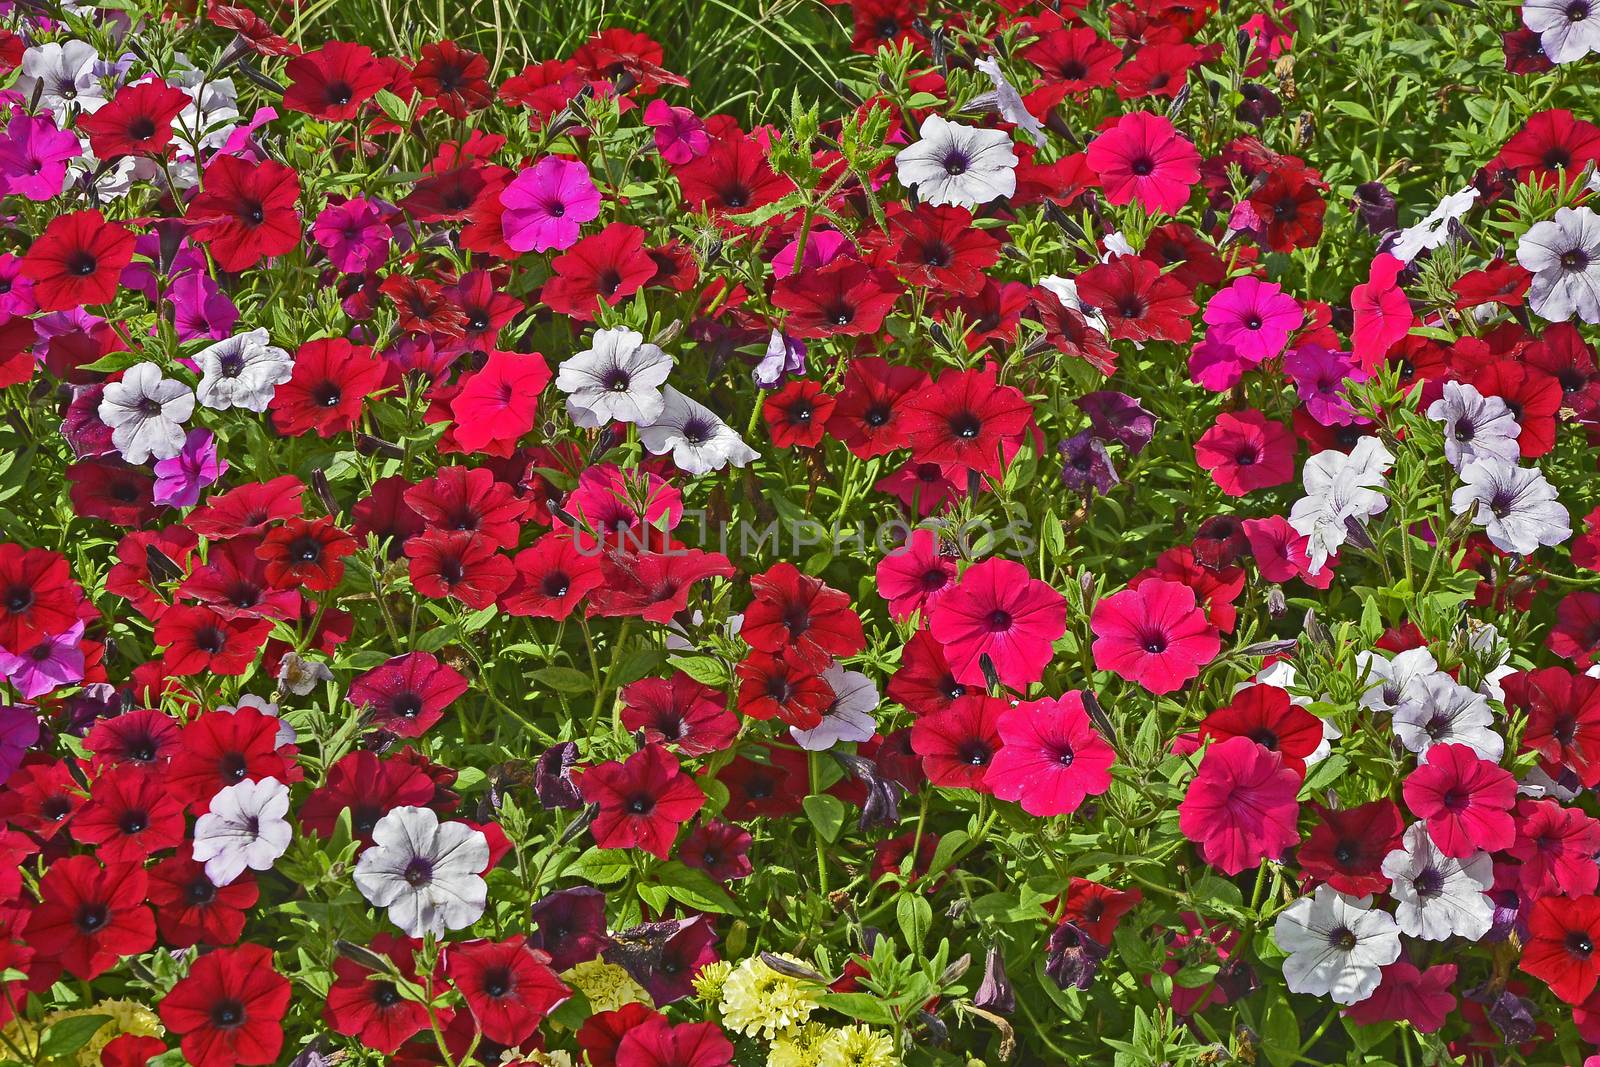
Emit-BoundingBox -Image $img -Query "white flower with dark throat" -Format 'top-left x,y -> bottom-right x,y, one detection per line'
1523,0 -> 1600,63
1392,671 -> 1503,761
792,664 -> 879,752
196,328 -> 294,412
1288,436 -> 1394,574
894,115 -> 1018,208
191,776 -> 293,886
17,42 -> 108,122
1273,885 -> 1401,1005
1391,187 -> 1478,263
639,386 -> 758,476
557,327 -> 675,428
1357,647 -> 1439,716
1426,381 -> 1521,471
98,362 -> 195,464
1517,206 -> 1600,323
354,806 -> 488,937
972,57 -> 1047,147
1380,822 -> 1494,942
1450,458 -> 1571,555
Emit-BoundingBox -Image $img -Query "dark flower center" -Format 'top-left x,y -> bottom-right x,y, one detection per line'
210,999 -> 245,1029
404,857 -> 434,887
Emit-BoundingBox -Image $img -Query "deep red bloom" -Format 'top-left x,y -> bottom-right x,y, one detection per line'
1024,27 -> 1121,93
1506,667 -> 1600,787
909,694 -> 1005,791
502,533 -> 603,620
1298,799 -> 1405,896
1344,962 -> 1457,1033
542,223 -> 656,319
77,79 -> 191,158
412,40 -> 493,117
1473,361 -> 1562,458
154,603 -> 272,676
1511,798 -> 1600,899
301,750 -> 437,839
734,650 -> 835,729
271,338 -> 385,437
405,465 -> 526,549
283,41 -> 388,120
773,259 -> 903,339
616,1015 -> 735,1067
24,856 -> 154,979
580,1004 -> 663,1067
742,562 -> 865,670
825,356 -> 929,460
71,765 -> 186,862
1550,592 -> 1600,669
324,934 -> 433,1054
1497,109 -> 1600,184
186,155 -> 302,271
446,936 -> 570,1046
167,706 -> 297,812
256,516 -> 357,591
619,673 -> 738,756
0,543 -> 80,654
159,943 -> 292,1067
763,379 -> 835,448
1522,895 -> 1600,1005
888,629 -> 969,716
1200,684 -> 1323,775
1061,878 -> 1143,945
0,760 -> 85,839
589,547 -> 736,624
679,820 -> 753,883
186,476 -> 306,539
1076,256 -> 1196,343
20,210 -> 135,311
885,205 -> 1001,296
147,844 -> 259,947
578,744 -> 705,859
674,133 -> 793,216
84,708 -> 182,775
900,363 -> 1035,478
1403,742 -> 1516,858
405,529 -> 515,608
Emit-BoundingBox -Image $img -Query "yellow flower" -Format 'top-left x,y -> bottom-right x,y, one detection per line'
719,955 -> 820,1040
2,1000 -> 164,1066
819,1024 -> 898,1067
692,959 -> 732,1003
560,959 -> 649,1015
768,1022 -> 833,1067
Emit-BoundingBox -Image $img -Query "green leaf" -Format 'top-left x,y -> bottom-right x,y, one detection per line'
817,991 -> 895,1026
563,848 -> 633,885
533,666 -> 595,694
670,656 -> 729,687
1261,994 -> 1301,1067
803,794 -> 846,843
896,892 -> 933,952
652,861 -> 741,914
37,1014 -> 112,1059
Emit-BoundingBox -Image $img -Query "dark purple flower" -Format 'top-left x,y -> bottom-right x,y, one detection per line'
534,741 -> 582,810
605,914 -> 719,1005
62,384 -> 115,459
1234,84 -> 1282,128
974,945 -> 1014,1014
1352,182 -> 1398,236
1059,431 -> 1118,495
1074,391 -> 1155,455
528,886 -> 610,971
1044,921 -> 1106,990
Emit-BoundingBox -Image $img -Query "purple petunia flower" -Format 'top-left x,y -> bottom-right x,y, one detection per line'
0,110 -> 80,201
153,428 -> 228,508
500,157 -> 601,253
0,621 -> 84,700
1286,344 -> 1367,426
1075,390 -> 1156,455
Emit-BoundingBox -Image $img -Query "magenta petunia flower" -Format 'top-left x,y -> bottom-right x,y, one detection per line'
927,557 -> 1067,689
1285,344 -> 1366,426
153,428 -> 228,508
643,98 -> 711,165
0,702 -> 39,783
312,197 -> 392,273
168,273 -> 239,342
1090,579 -> 1220,694
1187,334 -> 1252,392
875,527 -> 957,622
1403,742 -> 1517,858
1177,736 -> 1301,875
984,692 -> 1115,816
0,110 -> 80,202
500,157 -> 601,254
0,620 -> 85,700
1084,111 -> 1200,215
1201,276 -> 1302,365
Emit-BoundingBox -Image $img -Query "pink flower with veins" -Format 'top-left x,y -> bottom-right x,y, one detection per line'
1351,253 -> 1412,371
0,620 -> 85,699
643,98 -> 710,165
1084,112 -> 1200,216
312,197 -> 392,274
1202,276 -> 1302,365
927,557 -> 1067,689
500,157 -> 601,253
1177,736 -> 1300,875
1090,579 -> 1220,694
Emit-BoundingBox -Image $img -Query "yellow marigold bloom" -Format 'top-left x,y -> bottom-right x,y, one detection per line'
560,959 -> 649,1015
3,999 -> 164,1066
819,1024 -> 898,1067
768,1022 -> 833,1067
693,959 -> 733,1003
719,955 -> 820,1040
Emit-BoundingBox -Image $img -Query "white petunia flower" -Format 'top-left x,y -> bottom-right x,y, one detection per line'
1523,0 -> 1600,64
196,328 -> 294,412
191,776 -> 293,887
17,42 -> 108,123
1426,381 -> 1521,471
1392,671 -> 1503,761
638,386 -> 758,476
1357,647 -> 1439,716
98,362 -> 195,464
1288,437 -> 1394,574
894,115 -> 1018,208
1273,885 -> 1401,1005
354,806 -> 488,938
1517,206 -> 1600,324
1391,187 -> 1478,264
1450,458 -> 1571,555
277,652 -> 333,696
792,664 -> 879,751
557,327 -> 674,428
972,58 -> 1046,146
1380,822 -> 1494,942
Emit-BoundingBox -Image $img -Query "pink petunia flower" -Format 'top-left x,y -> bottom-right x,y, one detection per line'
1201,276 -> 1301,365
1084,112 -> 1200,215
927,557 -> 1067,689
1402,742 -> 1517,858
1351,253 -> 1412,371
1342,962 -> 1457,1033
0,620 -> 85,699
643,98 -> 711,165
1285,344 -> 1366,426
984,692 -> 1115,816
1177,736 -> 1300,875
0,109 -> 79,202
1090,579 -> 1220,694
875,528 -> 957,622
1242,515 -> 1333,589
153,428 -> 228,508
1187,334 -> 1252,392
312,197 -> 392,274
1194,409 -> 1296,497
500,157 -> 601,253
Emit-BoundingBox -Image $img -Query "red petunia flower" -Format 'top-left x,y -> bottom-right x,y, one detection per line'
1472,361 -> 1562,458
77,79 -> 191,159
446,936 -> 570,1046
1521,895 -> 1600,1005
900,363 -> 1034,478
1076,256 -> 1196,343
825,356 -> 928,460
186,155 -> 302,272
1085,111 -> 1200,215
734,650 -> 835,729
616,1015 -> 735,1067
542,223 -> 656,320
405,529 -> 515,609
909,694 -> 1005,791
1511,798 -> 1600,899
885,204 -> 1001,296
674,133 -> 793,216
412,40 -> 493,118
283,41 -> 388,120
887,629 -> 969,716
763,379 -> 835,448
154,603 -> 272,676
324,933 -> 434,1054
1194,409 -> 1296,496
589,546 -> 735,624
256,516 -> 358,591
24,855 -> 155,979
147,843 -> 259,947
619,673 -> 738,756
578,744 -> 705,859
167,706 -> 297,813
773,259 -> 903,339
348,651 -> 469,737
1298,799 -> 1404,896
300,750 -> 437,840
449,350 -> 552,453
270,338 -> 385,437
20,210 -> 135,312
1403,742 -> 1516,858
1200,684 -> 1323,775
71,764 -> 186,862
742,562 -> 865,671
502,533 -> 605,620
159,942 -> 292,1067
1090,579 -> 1221,694
405,465 -> 526,549
0,543 -> 81,654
